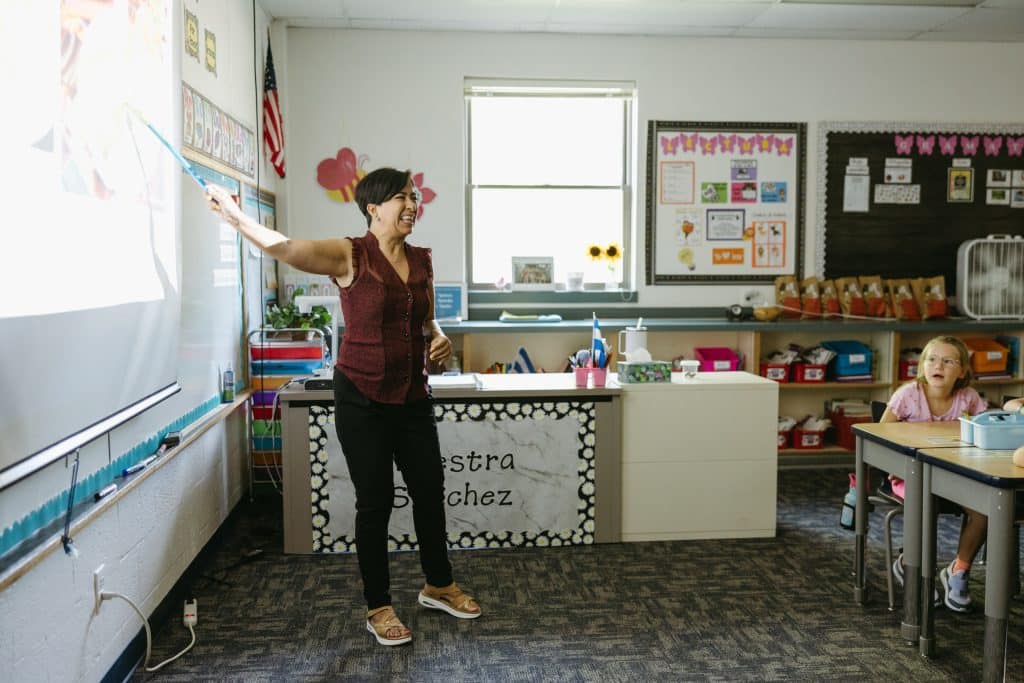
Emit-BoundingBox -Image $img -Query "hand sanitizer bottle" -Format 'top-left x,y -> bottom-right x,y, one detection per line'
222,362 -> 235,402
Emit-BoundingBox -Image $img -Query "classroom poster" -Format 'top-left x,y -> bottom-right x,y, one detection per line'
646,121 -> 805,283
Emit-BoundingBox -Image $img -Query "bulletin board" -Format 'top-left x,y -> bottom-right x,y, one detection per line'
646,120 -> 806,283
817,121 -> 1024,292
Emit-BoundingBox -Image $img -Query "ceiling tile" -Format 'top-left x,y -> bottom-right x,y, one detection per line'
748,5 -> 972,31
733,26 -> 918,39
934,7 -> 1024,31
549,1 -> 770,26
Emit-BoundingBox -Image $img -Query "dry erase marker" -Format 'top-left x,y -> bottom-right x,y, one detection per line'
94,483 -> 118,501
122,454 -> 158,477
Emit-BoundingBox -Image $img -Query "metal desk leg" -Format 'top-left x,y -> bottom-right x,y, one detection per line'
919,464 -> 936,657
983,489 -> 1014,683
902,459 -> 922,643
854,438 -> 869,604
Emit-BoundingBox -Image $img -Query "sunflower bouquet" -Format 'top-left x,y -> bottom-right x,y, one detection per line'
586,242 -> 623,286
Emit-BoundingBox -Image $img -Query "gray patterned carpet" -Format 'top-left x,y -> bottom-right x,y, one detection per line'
133,470 -> 1023,682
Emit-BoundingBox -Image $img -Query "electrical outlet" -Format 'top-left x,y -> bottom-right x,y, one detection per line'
93,564 -> 105,614
183,599 -> 198,627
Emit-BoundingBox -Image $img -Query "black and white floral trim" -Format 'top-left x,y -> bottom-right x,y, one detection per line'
308,400 -> 597,553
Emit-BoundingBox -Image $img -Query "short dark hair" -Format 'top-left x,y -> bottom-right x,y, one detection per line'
354,167 -> 412,227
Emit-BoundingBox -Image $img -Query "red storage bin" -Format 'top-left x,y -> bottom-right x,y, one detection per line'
793,363 -> 827,383
250,343 -> 323,360
831,413 -> 872,450
777,429 -> 792,449
694,347 -> 740,372
899,359 -> 918,381
792,428 -> 824,449
761,363 -> 790,383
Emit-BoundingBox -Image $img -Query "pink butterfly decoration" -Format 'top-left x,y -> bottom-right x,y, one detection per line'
983,136 -> 1003,156
894,134 -> 914,155
683,133 -> 699,152
758,135 -> 775,153
1007,136 -> 1024,157
775,136 -> 793,156
718,134 -> 737,153
938,135 -> 958,156
916,135 -> 935,156
412,172 -> 436,220
737,136 -> 755,155
660,135 -> 680,156
699,136 -> 718,155
960,136 -> 980,156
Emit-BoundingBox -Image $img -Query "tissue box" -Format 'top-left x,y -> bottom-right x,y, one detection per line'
617,361 -> 672,383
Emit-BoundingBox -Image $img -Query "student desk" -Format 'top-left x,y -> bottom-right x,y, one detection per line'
917,446 -> 1024,683
852,421 -> 963,643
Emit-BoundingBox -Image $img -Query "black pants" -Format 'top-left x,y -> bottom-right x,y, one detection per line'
333,368 -> 453,609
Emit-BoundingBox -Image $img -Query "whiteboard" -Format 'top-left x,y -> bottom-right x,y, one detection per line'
645,120 -> 806,283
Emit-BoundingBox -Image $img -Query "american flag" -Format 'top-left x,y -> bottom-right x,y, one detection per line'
263,40 -> 285,178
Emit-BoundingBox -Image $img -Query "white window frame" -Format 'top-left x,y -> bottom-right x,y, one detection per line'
464,78 -> 636,294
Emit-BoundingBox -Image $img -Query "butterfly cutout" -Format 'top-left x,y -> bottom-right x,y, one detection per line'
660,135 -> 680,156
916,135 -> 935,156
960,135 -> 980,156
775,136 -> 793,156
1007,136 -> 1024,157
938,135 -> 958,156
412,172 -> 436,220
737,136 -> 755,155
718,134 -> 737,153
683,133 -> 699,152
983,136 -> 1003,156
699,135 -> 718,155
755,134 -> 775,153
894,134 -> 914,155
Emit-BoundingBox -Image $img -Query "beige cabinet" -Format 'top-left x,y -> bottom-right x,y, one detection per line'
617,372 -> 778,541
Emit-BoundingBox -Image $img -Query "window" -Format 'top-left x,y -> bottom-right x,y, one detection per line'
465,79 -> 635,291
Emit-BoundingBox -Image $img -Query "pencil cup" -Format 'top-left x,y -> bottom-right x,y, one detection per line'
591,367 -> 607,388
574,367 -> 590,388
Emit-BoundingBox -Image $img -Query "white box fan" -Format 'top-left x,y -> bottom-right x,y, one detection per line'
956,234 -> 1024,320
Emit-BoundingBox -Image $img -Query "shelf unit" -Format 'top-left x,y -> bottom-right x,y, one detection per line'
247,328 -> 327,494
440,317 -> 1023,466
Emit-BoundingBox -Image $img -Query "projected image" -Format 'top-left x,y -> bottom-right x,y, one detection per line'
1,0 -> 176,319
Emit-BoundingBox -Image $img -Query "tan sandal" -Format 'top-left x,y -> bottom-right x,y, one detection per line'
366,606 -> 412,646
418,582 -> 482,619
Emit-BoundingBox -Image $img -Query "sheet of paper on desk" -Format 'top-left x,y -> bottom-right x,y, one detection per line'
428,373 -> 481,389
928,436 -> 965,445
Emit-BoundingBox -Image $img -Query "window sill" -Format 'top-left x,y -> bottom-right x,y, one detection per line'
469,289 -> 637,305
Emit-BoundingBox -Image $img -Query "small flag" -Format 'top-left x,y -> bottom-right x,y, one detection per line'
262,40 -> 285,178
592,313 -> 606,368
510,346 -> 536,374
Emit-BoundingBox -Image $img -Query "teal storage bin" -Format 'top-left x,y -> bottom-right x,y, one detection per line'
822,340 -> 872,378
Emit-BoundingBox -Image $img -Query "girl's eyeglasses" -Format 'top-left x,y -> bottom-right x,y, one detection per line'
924,355 -> 961,367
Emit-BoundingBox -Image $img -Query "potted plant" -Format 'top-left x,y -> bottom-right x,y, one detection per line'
264,287 -> 332,341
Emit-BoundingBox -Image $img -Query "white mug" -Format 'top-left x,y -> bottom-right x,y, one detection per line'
618,326 -> 648,359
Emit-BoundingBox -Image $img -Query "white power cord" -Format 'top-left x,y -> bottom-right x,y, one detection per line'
100,591 -> 197,673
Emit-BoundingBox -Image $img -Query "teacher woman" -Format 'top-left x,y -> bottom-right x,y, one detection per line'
206,167 -> 480,646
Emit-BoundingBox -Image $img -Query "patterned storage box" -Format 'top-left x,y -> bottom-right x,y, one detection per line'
617,361 -> 672,383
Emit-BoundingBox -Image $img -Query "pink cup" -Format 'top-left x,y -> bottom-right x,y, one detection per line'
591,367 -> 607,388
574,367 -> 589,388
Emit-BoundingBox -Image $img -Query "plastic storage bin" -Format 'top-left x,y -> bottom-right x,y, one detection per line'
792,428 -> 824,449
899,359 -> 919,381
830,412 -> 872,450
963,338 -> 1009,374
822,340 -> 873,379
694,347 -> 740,372
777,428 -> 792,449
760,363 -> 790,383
793,363 -> 827,383
961,411 -> 1024,449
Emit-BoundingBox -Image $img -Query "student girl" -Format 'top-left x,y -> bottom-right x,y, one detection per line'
880,335 -> 988,612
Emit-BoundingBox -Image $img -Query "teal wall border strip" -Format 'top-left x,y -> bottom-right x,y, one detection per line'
0,395 -> 222,559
